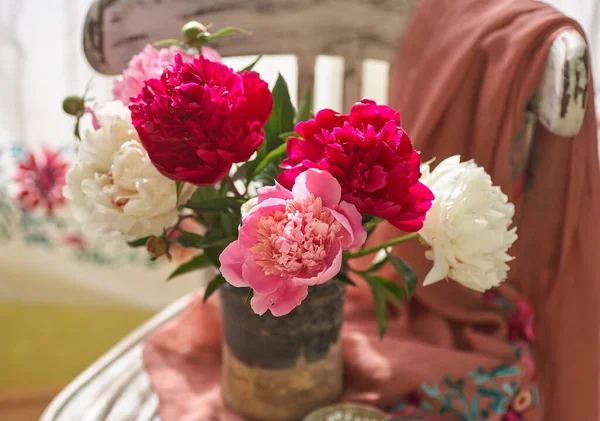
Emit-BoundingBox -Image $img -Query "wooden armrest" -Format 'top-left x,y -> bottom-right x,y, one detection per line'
39,294 -> 192,421
536,29 -> 588,137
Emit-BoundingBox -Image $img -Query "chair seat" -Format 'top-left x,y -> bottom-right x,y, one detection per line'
40,294 -> 192,421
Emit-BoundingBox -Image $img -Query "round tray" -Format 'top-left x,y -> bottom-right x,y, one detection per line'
304,404 -> 387,421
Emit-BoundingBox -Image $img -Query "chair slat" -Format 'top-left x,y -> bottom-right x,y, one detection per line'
343,56 -> 363,112
297,54 -> 316,110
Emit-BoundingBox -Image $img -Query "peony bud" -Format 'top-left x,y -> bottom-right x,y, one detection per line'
240,197 -> 259,216
62,95 -> 85,116
146,235 -> 169,258
182,21 -> 208,44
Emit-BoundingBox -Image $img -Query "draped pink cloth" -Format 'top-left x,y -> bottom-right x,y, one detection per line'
143,0 -> 600,420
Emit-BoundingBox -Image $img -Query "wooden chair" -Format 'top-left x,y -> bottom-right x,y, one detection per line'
41,1 -> 589,419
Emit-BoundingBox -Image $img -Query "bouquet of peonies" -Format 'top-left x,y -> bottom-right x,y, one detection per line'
61,22 -> 517,337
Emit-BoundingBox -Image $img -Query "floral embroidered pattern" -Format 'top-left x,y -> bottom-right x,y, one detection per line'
387,290 -> 537,421
13,148 -> 67,215
0,143 -> 154,267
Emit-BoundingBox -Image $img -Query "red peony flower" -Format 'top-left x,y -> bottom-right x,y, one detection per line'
14,148 -> 68,215
130,55 -> 273,186
278,99 -> 433,232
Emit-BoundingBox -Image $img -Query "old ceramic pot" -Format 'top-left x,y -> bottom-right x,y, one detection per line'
220,281 -> 346,421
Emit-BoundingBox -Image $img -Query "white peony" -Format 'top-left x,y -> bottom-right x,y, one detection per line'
63,101 -> 179,239
418,155 -> 518,292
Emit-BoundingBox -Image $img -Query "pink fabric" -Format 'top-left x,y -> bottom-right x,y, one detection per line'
384,0 -> 600,420
143,0 -> 600,420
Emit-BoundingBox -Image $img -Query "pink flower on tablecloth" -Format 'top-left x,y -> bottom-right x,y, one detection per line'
63,234 -> 87,251
219,169 -> 366,316
14,148 -> 68,215
113,44 -> 221,104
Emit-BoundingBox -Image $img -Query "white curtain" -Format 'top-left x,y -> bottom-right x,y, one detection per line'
0,0 -> 597,310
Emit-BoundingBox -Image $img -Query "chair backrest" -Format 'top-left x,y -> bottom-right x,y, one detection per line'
84,0 -> 588,138
83,0 -> 420,112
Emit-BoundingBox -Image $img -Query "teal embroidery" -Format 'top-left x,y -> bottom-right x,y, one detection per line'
419,365 -> 522,420
419,401 -> 434,412
469,365 -> 520,387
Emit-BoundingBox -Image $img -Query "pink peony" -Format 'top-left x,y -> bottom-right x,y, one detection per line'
113,44 -> 221,104
129,54 -> 272,186
278,99 -> 434,232
219,169 -> 366,316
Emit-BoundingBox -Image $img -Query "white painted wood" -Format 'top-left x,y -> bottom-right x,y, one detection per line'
82,0 -> 419,109
536,29 -> 588,137
81,0 -> 589,137
39,293 -> 192,421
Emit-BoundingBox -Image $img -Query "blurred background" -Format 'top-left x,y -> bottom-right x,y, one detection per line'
0,0 -> 598,419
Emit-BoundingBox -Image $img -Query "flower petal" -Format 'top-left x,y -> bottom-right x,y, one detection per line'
251,282 -> 309,317
219,241 -> 248,287
257,182 -> 293,203
239,197 -> 287,249
294,241 -> 342,286
336,201 -> 367,249
242,257 -> 283,294
292,168 -> 341,207
423,245 -> 449,286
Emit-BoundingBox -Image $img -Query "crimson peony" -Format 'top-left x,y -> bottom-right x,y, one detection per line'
278,99 -> 433,232
130,55 -> 273,186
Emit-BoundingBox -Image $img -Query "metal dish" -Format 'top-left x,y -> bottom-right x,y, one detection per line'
303,403 -> 387,421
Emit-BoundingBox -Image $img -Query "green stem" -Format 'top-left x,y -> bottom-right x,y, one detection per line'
346,232 -> 419,259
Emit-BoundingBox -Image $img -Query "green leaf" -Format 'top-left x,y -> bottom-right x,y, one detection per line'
362,214 -> 375,225
243,141 -> 268,184
297,84 -> 313,122
154,39 -> 184,47
254,162 -> 280,187
128,236 -> 150,247
175,181 -> 184,204
365,275 -> 406,304
241,55 -> 262,72
204,27 -> 250,42
388,254 -> 418,299
183,197 -> 245,214
254,142 -> 288,174
190,185 -> 219,201
220,213 -> 241,238
176,231 -> 235,249
203,246 -> 223,268
364,275 -> 388,339
203,274 -> 226,302
245,289 -> 254,303
168,254 -> 211,280
175,231 -> 204,247
264,74 -> 296,151
278,131 -> 299,140
335,272 -> 357,287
